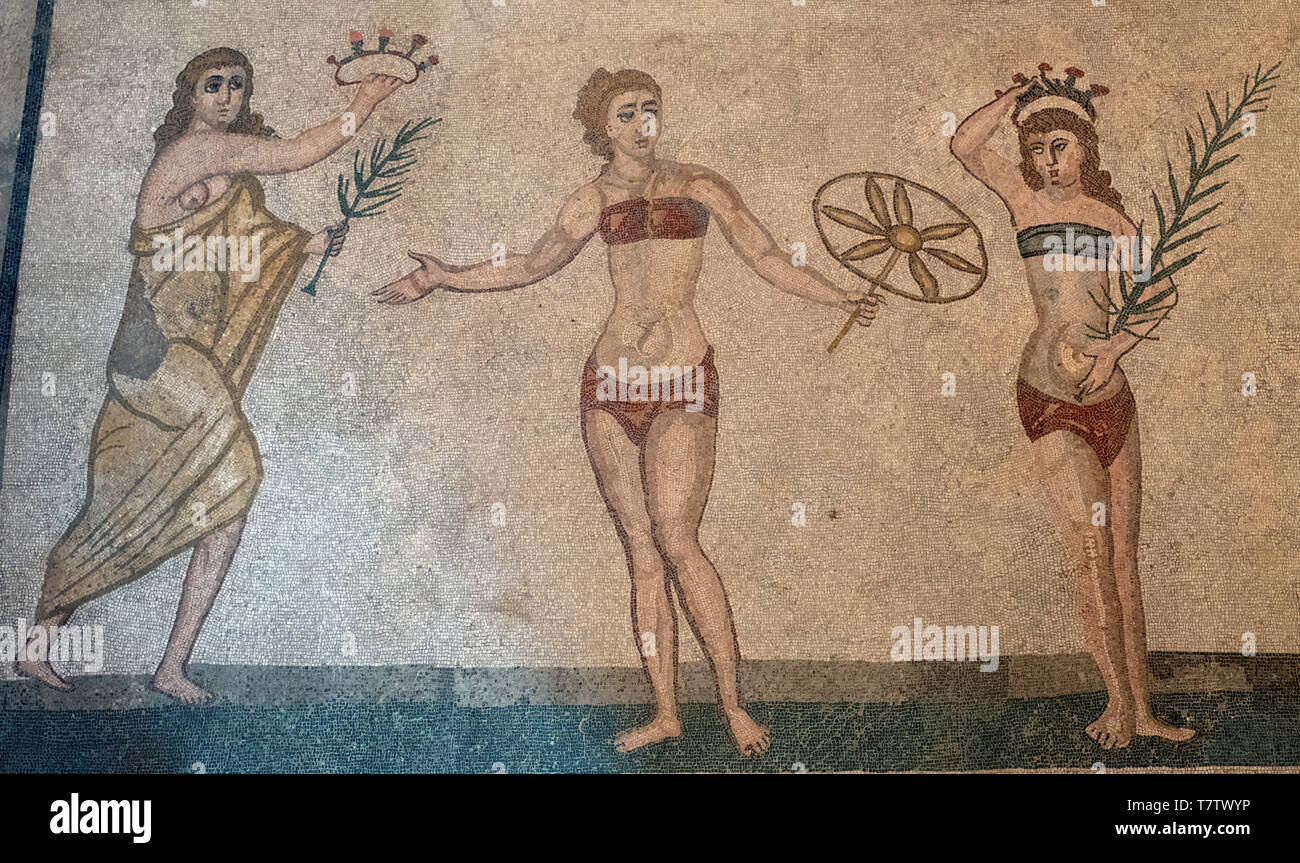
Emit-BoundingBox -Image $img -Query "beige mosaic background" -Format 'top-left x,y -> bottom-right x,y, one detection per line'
0,0 -> 1296,673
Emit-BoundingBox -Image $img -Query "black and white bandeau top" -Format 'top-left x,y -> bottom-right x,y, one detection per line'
1016,222 -> 1115,262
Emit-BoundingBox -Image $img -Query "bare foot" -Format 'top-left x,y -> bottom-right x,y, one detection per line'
1135,714 -> 1196,742
1085,702 -> 1134,750
150,670 -> 214,705
613,714 -> 682,752
14,658 -> 73,691
724,707 -> 770,757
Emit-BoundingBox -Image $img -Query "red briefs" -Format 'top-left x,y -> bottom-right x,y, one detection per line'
1015,377 -> 1136,468
580,348 -> 720,447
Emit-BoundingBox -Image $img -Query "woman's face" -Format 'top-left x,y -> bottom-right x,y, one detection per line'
604,88 -> 661,160
1026,129 -> 1083,190
191,65 -> 246,131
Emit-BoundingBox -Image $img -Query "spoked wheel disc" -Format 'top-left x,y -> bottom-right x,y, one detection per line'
814,171 -> 988,306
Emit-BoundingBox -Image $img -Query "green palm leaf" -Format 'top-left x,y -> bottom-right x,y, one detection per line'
302,116 -> 442,296
1092,61 -> 1280,338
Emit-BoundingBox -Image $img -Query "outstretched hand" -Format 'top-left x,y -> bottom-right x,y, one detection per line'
371,251 -> 449,305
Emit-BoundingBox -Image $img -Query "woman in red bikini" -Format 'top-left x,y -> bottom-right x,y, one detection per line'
952,64 -> 1194,748
373,68 -> 878,755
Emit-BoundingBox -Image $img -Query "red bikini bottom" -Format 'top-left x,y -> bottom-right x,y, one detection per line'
580,348 -> 720,447
1015,377 -> 1136,468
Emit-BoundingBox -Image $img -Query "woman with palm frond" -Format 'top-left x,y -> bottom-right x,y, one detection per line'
950,64 -> 1195,749
16,49 -> 403,704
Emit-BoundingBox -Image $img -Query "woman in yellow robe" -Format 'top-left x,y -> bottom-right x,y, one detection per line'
16,48 -> 403,703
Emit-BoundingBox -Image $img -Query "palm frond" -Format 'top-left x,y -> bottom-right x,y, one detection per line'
302,116 -> 442,296
1092,61 -> 1279,338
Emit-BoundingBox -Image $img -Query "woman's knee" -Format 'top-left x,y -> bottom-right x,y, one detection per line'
631,552 -> 667,584
653,522 -> 702,567
1063,522 -> 1114,577
619,532 -> 664,578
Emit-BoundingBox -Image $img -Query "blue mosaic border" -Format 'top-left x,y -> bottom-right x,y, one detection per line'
0,0 -> 55,490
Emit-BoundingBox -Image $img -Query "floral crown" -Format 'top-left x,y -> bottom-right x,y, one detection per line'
1001,63 -> 1110,126
325,29 -> 439,85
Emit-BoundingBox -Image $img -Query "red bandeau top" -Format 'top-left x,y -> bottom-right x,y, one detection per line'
598,196 -> 710,245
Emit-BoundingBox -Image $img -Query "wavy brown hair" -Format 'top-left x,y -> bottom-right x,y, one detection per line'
573,68 -> 662,160
1017,108 -> 1125,216
153,47 -> 275,153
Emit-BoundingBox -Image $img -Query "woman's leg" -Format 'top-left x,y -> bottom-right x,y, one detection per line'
582,410 -> 682,751
1107,420 -> 1195,741
151,515 -> 245,704
643,408 -> 770,756
1029,431 -> 1135,748
18,515 -> 245,702
14,610 -> 74,690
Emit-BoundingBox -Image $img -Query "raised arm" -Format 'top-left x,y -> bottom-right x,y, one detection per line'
686,167 -> 873,317
372,183 -> 601,305
156,74 -> 404,198
950,83 -> 1032,210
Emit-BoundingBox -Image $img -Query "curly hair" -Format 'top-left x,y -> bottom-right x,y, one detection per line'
1017,108 -> 1125,216
573,68 -> 662,160
153,47 -> 275,153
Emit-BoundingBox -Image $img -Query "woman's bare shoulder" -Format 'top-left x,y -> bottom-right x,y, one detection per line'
136,150 -> 174,207
669,160 -> 723,186
141,135 -> 204,188
662,161 -> 737,203
551,180 -> 605,238
1109,206 -> 1139,238
570,176 -> 613,214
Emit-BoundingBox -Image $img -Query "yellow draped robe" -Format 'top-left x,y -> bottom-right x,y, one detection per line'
37,174 -> 311,619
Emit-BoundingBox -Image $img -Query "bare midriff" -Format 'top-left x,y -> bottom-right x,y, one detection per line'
594,234 -> 710,373
1019,259 -> 1127,404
